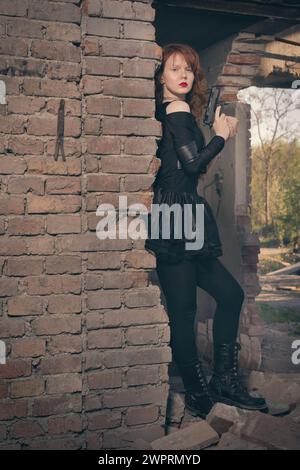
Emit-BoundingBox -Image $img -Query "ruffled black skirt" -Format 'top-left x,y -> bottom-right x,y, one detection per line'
145,186 -> 223,264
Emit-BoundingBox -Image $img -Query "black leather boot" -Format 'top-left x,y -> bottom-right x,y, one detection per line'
209,342 -> 267,411
176,358 -> 215,418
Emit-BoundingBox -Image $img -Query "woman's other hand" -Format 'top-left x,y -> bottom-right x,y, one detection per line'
213,105 -> 230,141
225,116 -> 239,138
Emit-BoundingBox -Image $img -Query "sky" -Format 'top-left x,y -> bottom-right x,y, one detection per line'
238,86 -> 300,148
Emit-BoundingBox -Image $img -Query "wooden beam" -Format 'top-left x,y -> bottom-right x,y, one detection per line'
255,50 -> 300,63
156,1 -> 300,21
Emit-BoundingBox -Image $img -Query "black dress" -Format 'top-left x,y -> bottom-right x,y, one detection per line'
145,101 -> 225,264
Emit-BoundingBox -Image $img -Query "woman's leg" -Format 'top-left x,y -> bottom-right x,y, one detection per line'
194,256 -> 267,410
156,256 -> 215,417
156,257 -> 198,366
194,256 -> 245,343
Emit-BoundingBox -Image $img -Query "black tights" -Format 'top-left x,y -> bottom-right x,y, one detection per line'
156,256 -> 245,367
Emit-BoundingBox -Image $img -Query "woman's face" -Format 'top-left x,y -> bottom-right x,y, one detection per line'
161,53 -> 194,101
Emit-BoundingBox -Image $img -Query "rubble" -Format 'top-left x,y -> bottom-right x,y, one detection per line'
151,420 -> 219,450
248,371 -> 300,407
152,371 -> 300,450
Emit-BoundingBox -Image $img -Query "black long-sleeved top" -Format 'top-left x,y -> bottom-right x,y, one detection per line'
145,101 -> 225,263
153,101 -> 225,192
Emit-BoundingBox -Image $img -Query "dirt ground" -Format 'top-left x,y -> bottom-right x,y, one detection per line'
256,247 -> 300,373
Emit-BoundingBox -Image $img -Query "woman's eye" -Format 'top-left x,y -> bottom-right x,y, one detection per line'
172,68 -> 192,71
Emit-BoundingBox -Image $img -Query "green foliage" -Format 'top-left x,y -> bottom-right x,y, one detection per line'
257,303 -> 300,324
251,138 -> 300,245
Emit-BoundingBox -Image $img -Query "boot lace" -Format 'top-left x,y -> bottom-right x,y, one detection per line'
195,361 -> 210,394
229,344 -> 248,394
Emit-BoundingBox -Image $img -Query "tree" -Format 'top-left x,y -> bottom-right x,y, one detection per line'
241,87 -> 300,227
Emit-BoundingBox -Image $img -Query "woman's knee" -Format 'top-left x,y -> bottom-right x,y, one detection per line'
229,282 -> 245,309
217,281 -> 245,311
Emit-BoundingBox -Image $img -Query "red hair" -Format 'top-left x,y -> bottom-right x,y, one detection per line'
155,43 -> 208,119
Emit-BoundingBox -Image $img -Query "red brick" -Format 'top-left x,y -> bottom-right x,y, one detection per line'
47,294 -> 82,314
46,62 -> 81,80
85,56 -> 119,76
26,236 -> 55,255
0,56 -> 45,77
45,176 -> 81,194
123,21 -> 155,41
31,316 -> 81,335
0,318 -> 25,338
11,338 -> 46,358
87,410 -> 121,431
7,216 -> 45,236
81,75 -> 102,94
46,214 -> 81,234
0,157 -> 27,174
7,136 -> 44,155
31,40 -> 81,62
10,378 -> 45,397
87,253 -> 121,270
23,78 -> 80,99
45,255 -> 81,274
86,17 -> 119,37
46,139 -> 82,158
126,404 -> 159,425
27,195 -> 81,214
100,155 -> 152,173
26,275 -> 81,296
84,116 -> 101,135
0,238 -> 26,256
27,116 -> 81,137
47,335 -> 82,354
0,400 -> 27,421
7,176 -> 44,195
86,96 -> 120,115
48,414 -> 82,435
7,96 -> 45,114
86,174 -> 120,192
6,257 -> 43,276
87,369 -> 122,390
46,98 -> 81,117
0,278 -> 18,297
87,291 -> 121,310
7,296 -> 44,316
124,287 -> 161,308
32,395 -> 82,417
228,53 -> 260,65
87,329 -> 123,349
0,359 -> 31,380
46,373 -> 82,394
0,383 -> 9,399
85,136 -> 121,154
45,23 -> 81,42
0,196 -> 24,215
0,0 -> 27,17
10,420 -> 44,438
39,355 -> 82,375
28,1 -> 81,24
83,37 -> 99,56
0,37 -> 28,56
101,0 -> 155,22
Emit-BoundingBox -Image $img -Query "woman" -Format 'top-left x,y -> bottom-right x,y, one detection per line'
145,43 -> 267,418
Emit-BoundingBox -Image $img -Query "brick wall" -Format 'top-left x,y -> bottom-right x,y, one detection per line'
0,0 -> 170,450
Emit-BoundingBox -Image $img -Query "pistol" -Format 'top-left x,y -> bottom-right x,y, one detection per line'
203,86 -> 221,128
